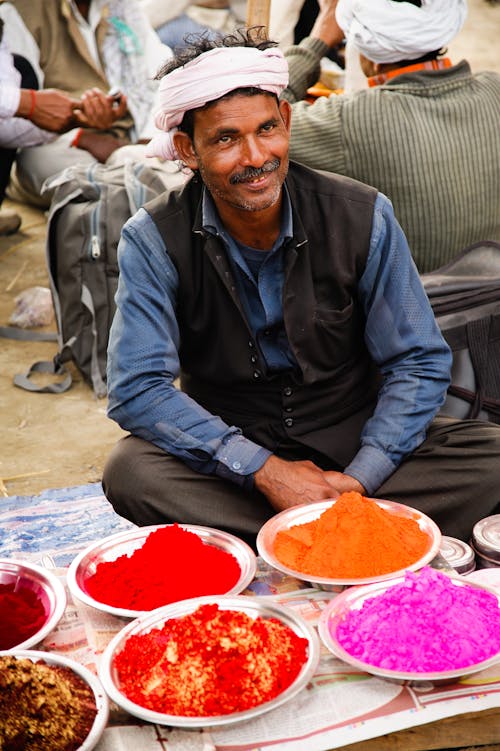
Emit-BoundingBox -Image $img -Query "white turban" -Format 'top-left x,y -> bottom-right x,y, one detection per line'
336,0 -> 468,64
145,46 -> 289,161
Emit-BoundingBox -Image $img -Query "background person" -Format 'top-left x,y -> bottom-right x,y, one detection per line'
282,0 -> 500,272
102,30 -> 500,549
6,0 -> 172,208
0,14 -> 119,234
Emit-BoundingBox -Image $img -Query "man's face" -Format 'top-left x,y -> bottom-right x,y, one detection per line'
175,93 -> 291,215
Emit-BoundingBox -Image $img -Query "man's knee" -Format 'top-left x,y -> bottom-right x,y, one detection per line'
102,436 -> 140,512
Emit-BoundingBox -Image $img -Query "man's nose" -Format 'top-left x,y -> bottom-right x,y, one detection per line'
240,136 -> 267,166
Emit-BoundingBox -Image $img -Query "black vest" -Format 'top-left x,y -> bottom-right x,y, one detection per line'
146,161 -> 380,467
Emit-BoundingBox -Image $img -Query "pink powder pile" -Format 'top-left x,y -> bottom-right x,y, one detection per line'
335,567 -> 500,673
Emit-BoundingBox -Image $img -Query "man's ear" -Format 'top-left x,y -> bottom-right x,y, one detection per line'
278,99 -> 292,134
173,131 -> 198,169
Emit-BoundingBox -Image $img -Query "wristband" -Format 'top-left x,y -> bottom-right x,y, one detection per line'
28,89 -> 36,119
71,128 -> 83,148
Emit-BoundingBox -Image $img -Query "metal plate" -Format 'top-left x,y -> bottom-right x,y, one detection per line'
67,524 -> 257,619
318,573 -> 500,685
0,558 -> 67,650
256,498 -> 442,591
99,594 -> 320,728
0,649 -> 109,750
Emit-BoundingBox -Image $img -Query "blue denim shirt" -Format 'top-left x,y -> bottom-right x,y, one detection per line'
107,188 -> 452,495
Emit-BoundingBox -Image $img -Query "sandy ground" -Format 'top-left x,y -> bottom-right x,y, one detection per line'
1,0 -> 499,501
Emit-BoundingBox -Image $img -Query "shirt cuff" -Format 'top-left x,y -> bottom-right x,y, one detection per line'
214,433 -> 272,489
299,36 -> 330,60
343,444 -> 397,496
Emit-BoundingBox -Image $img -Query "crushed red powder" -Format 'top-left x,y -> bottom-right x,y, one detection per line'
113,603 -> 309,716
84,524 -> 242,610
273,492 -> 431,579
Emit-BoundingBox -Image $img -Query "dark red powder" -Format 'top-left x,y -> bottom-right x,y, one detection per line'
84,524 -> 242,610
0,583 -> 47,649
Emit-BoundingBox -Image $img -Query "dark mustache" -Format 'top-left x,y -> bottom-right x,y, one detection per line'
230,159 -> 281,184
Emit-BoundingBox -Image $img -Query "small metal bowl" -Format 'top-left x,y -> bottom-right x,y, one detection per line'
99,594 -> 320,728
67,524 -> 257,619
257,499 -> 442,592
0,558 -> 67,650
318,574 -> 500,686
0,649 -> 109,750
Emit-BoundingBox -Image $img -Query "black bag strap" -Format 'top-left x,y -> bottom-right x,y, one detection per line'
448,315 -> 500,421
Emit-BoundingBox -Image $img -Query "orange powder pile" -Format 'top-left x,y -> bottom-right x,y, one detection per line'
273,492 -> 431,579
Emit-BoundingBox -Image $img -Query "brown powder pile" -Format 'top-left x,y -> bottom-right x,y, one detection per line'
0,655 -> 98,751
273,491 -> 431,578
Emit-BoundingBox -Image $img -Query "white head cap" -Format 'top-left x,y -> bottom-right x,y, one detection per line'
336,0 -> 468,64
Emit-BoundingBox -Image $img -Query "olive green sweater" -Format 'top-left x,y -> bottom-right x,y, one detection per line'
283,38 -> 500,273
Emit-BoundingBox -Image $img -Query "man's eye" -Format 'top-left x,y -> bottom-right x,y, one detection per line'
261,123 -> 275,133
218,135 -> 233,144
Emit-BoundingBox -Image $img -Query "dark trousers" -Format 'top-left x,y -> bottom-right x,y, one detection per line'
0,54 -> 38,204
103,416 -> 500,546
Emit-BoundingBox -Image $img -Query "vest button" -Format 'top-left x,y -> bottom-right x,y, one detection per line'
248,340 -> 254,348
284,417 -> 294,427
283,386 -> 293,397
250,354 -> 257,363
253,370 -> 261,379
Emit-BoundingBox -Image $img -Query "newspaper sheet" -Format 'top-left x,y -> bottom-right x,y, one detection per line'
39,562 -> 500,751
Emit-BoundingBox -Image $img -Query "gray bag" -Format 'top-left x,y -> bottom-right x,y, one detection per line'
421,241 -> 500,423
14,160 -> 177,397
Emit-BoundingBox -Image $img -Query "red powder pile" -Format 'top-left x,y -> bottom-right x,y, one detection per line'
113,603 -> 309,716
273,491 -> 431,578
0,583 -> 47,649
84,524 -> 242,610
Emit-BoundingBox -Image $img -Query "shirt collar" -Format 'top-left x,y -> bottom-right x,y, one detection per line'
68,0 -> 105,30
201,184 -> 294,251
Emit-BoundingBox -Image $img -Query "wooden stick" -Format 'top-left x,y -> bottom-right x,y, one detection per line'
1,469 -> 51,482
5,258 -> 28,291
246,0 -> 271,31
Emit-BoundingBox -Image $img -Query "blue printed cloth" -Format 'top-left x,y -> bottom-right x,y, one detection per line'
0,483 -> 136,567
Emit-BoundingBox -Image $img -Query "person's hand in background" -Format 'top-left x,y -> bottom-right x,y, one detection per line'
74,87 -> 128,130
16,88 -> 81,132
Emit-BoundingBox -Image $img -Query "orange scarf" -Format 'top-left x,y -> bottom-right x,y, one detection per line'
368,58 -> 452,87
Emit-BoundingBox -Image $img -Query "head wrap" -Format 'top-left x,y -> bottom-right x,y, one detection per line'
336,0 -> 467,64
145,46 -> 289,161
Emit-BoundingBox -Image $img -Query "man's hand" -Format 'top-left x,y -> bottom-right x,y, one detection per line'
323,470 -> 366,496
17,88 -> 81,132
74,87 -> 128,129
254,455 -> 339,513
311,0 -> 344,49
74,131 -> 129,163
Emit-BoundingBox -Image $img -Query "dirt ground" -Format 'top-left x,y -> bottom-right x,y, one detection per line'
1,0 -> 499,501
0,200 -> 125,498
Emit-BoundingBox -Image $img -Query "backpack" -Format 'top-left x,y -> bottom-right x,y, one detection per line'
421,241 -> 500,423
12,159 -> 186,397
